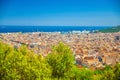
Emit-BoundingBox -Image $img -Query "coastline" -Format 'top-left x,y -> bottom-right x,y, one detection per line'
0,26 -> 112,33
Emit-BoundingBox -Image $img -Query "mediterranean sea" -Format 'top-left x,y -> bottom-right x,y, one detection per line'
0,26 -> 112,33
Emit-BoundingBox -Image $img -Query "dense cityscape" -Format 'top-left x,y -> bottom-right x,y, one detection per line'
0,32 -> 120,70
1,0 -> 120,79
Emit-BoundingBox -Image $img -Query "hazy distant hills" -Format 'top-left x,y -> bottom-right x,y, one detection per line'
99,25 -> 120,33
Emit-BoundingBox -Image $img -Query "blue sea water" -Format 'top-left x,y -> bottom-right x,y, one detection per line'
0,26 -> 112,33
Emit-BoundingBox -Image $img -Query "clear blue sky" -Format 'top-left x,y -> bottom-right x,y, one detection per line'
0,0 -> 120,26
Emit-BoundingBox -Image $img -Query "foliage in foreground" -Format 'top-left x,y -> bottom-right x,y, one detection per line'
0,42 -> 51,80
0,41 -> 120,80
46,42 -> 75,78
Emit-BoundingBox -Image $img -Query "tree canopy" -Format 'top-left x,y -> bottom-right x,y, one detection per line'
0,41 -> 120,80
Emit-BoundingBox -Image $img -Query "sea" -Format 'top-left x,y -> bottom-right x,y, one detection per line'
0,26 -> 112,33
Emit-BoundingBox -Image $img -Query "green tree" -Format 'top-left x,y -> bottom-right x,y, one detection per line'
0,42 -> 51,80
1,41 -> 119,80
100,65 -> 115,80
113,63 -> 120,80
0,42 -> 21,80
70,66 -> 94,80
46,42 -> 75,79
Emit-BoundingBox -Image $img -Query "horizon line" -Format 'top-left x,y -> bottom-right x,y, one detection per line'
0,25 -> 119,27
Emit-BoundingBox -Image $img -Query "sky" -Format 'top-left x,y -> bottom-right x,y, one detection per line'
0,0 -> 120,26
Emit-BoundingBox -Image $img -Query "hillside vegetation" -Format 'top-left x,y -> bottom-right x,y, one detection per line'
0,41 -> 120,80
99,26 -> 120,33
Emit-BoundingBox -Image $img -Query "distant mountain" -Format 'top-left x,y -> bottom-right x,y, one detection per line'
99,25 -> 120,33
